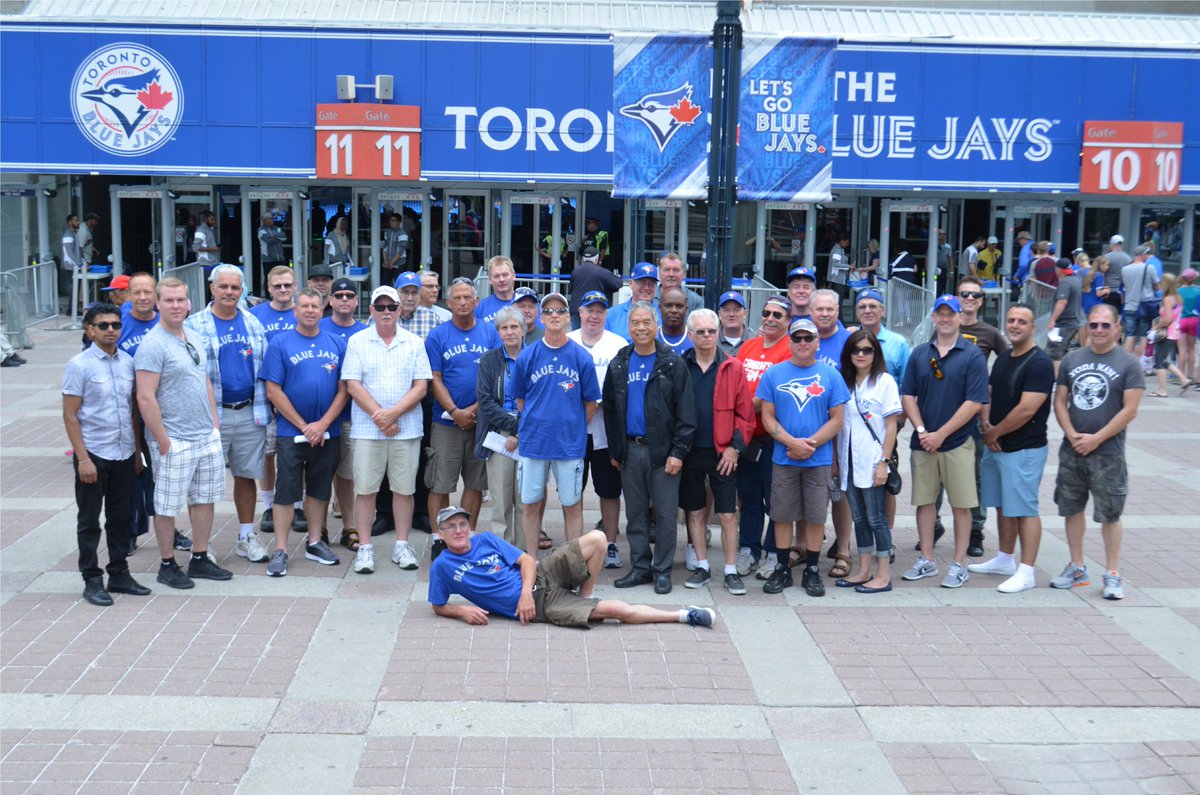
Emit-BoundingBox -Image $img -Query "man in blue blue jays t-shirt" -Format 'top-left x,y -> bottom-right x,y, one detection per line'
117,272 -> 159,357
475,255 -> 517,324
250,265 -> 298,342
509,292 -> 601,555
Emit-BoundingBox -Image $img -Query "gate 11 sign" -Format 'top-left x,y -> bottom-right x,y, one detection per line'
315,104 -> 420,180
1080,121 -> 1182,196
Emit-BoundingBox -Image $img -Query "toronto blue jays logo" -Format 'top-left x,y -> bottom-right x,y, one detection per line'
240,347 -> 253,359
72,43 -> 183,157
619,82 -> 703,153
321,361 -> 338,374
558,380 -> 577,393
777,376 -> 826,413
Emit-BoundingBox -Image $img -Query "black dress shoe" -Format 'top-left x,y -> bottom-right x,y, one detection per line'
913,523 -> 946,551
106,570 -> 151,596
654,573 -> 672,594
412,514 -> 432,533
968,531 -> 985,558
10,354 -> 27,364
82,577 -> 113,606
614,571 -> 653,589
0,355 -> 22,368
371,513 -> 395,537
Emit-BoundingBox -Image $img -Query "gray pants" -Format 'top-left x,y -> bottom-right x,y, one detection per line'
620,442 -> 681,576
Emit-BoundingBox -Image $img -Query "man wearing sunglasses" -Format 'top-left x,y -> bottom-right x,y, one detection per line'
900,295 -> 989,589
342,286 -> 433,574
135,278 -> 231,589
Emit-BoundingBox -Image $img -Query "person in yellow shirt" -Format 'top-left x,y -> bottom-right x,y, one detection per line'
977,236 -> 1002,282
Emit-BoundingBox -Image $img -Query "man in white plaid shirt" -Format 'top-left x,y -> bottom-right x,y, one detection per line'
185,264 -> 272,564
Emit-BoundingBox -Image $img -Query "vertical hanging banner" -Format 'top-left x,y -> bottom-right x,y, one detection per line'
613,34 -> 835,201
737,37 -> 836,201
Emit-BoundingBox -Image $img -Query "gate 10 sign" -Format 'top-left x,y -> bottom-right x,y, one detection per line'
1080,121 -> 1183,196
315,104 -> 421,181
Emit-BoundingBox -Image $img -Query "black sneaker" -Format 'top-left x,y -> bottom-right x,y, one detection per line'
968,530 -> 985,558
685,568 -> 711,589
188,555 -> 233,581
173,530 -> 193,551
157,564 -> 194,590
763,566 -> 793,594
802,567 -> 826,597
260,508 -> 274,532
431,538 -> 447,561
913,522 -> 946,552
370,513 -> 394,537
292,508 -> 308,533
724,573 -> 747,595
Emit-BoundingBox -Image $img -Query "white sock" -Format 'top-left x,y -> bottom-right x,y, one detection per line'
239,522 -> 254,541
294,500 -> 303,510
1017,563 -> 1036,580
260,490 -> 274,514
696,560 -> 710,571
994,551 -> 1015,568
676,609 -> 689,623
724,564 -> 738,575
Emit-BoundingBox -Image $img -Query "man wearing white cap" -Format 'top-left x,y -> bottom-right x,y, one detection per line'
341,285 -> 432,574
978,236 -> 1002,282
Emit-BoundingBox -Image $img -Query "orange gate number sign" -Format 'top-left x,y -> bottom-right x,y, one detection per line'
1080,121 -> 1183,196
315,104 -> 421,181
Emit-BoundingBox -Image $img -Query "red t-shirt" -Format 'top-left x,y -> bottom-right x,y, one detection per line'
736,335 -> 792,437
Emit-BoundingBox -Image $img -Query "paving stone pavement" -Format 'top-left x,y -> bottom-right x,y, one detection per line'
2,328 -> 1199,794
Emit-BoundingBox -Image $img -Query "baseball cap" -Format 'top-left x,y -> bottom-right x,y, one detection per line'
581,245 -> 600,259
855,288 -> 884,305
394,271 -> 421,291
308,263 -> 334,280
1055,258 -> 1074,273
331,277 -> 357,294
932,294 -> 963,313
987,236 -> 999,245
631,263 -> 659,281
763,295 -> 791,313
436,505 -> 472,526
514,286 -> 539,303
787,266 -> 816,283
102,274 -> 130,291
1110,234 -> 1125,245
540,291 -> 567,309
370,285 -> 400,304
1047,243 -> 1056,254
788,318 -> 818,336
579,290 -> 608,308
718,290 -> 745,308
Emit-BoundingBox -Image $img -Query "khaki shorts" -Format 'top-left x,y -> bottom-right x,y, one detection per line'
426,422 -> 488,494
353,438 -> 420,496
335,420 -> 355,480
769,464 -> 831,525
533,538 -> 599,629
911,438 -> 978,509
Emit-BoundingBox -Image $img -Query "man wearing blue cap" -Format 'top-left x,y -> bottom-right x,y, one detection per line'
606,263 -> 662,342
513,287 -> 544,345
785,267 -> 818,321
854,288 -> 910,384
900,295 -> 989,589
717,291 -> 753,355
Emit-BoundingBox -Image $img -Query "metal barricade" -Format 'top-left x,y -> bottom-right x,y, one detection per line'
1020,278 -> 1058,348
884,277 -> 935,347
1,261 -> 58,348
159,262 -> 206,315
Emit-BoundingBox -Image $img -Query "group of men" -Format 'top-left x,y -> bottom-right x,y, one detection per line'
62,245 -> 1142,626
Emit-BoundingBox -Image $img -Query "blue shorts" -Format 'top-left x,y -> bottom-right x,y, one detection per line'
517,457 -> 585,507
980,446 -> 1048,518
1122,310 -> 1151,339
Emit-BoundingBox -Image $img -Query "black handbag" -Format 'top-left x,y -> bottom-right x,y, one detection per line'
853,388 -> 902,496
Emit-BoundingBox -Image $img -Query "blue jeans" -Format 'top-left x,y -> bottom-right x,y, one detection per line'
736,442 -> 776,560
846,482 -> 890,558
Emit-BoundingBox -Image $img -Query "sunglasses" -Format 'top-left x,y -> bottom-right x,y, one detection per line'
929,357 -> 944,380
691,328 -> 718,336
332,291 -> 356,300
185,341 -> 201,366
542,307 -> 569,316
851,346 -> 874,356
90,321 -> 122,331
450,277 -> 474,286
762,309 -> 786,319
1088,321 -> 1114,330
270,282 -> 295,290
790,334 -> 816,344
372,303 -> 400,313
958,291 -> 983,300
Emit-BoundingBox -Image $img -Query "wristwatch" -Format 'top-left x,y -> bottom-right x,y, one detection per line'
916,425 -> 926,434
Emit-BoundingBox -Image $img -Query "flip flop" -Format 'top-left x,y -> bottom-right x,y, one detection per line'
538,531 -> 553,550
1180,380 -> 1194,395
1147,391 -> 1169,398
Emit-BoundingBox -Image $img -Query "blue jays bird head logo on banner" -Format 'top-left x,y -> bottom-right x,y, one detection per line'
72,43 -> 184,157
619,82 -> 703,153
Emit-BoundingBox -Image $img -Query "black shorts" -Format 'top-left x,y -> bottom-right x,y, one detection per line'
679,447 -> 738,514
274,435 -> 340,505
582,436 -> 622,500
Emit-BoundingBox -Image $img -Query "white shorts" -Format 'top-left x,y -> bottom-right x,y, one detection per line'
151,429 -> 226,517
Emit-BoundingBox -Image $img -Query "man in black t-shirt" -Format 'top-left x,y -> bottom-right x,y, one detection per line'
968,304 -> 1054,593
568,246 -> 623,330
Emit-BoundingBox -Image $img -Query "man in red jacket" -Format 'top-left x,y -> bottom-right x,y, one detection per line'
681,309 -> 756,594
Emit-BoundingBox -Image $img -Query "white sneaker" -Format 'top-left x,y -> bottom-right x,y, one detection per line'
354,545 -> 375,574
755,552 -> 778,580
735,547 -> 759,577
967,556 -> 1017,577
392,541 -> 418,570
997,570 -> 1036,593
685,544 -> 699,572
235,532 -> 270,563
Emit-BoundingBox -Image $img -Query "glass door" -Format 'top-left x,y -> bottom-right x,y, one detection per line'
1078,204 -> 1126,258
638,199 -> 680,269
444,191 -> 489,281
1139,204 -> 1188,269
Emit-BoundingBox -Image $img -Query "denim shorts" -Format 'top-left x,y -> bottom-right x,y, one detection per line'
1122,310 -> 1151,340
518,457 -> 585,507
980,445 -> 1048,518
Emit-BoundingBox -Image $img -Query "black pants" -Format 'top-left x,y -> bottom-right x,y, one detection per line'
75,452 -> 134,580
130,451 -> 154,540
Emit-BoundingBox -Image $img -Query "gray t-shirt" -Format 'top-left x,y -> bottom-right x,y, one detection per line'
134,324 -> 218,441
1120,262 -> 1157,311
1054,274 -> 1084,329
1056,345 -> 1145,456
1105,249 -> 1131,290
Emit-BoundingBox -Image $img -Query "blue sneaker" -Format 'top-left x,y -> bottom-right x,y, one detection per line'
684,606 -> 716,629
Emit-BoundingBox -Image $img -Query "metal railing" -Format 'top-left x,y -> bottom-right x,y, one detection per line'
159,262 -> 207,315
884,277 -> 935,347
1020,278 -> 1058,349
1,261 -> 58,348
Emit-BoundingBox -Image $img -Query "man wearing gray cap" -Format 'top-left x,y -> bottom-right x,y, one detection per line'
429,506 -> 715,629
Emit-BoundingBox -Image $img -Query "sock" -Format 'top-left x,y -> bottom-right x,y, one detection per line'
160,558 -> 176,568
724,564 -> 738,575
806,550 -> 820,570
294,500 -> 303,510
994,551 -> 1015,568
191,551 -> 206,562
696,560 -> 709,572
1017,563 -> 1036,579
260,490 -> 274,514
239,522 -> 254,541
1108,569 -> 1120,577
676,609 -> 690,623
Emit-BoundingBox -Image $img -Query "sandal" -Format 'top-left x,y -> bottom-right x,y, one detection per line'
1180,380 -> 1194,395
829,553 -> 852,579
787,546 -> 806,569
339,529 -> 360,551
1147,391 -> 1169,398
539,531 -> 553,550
